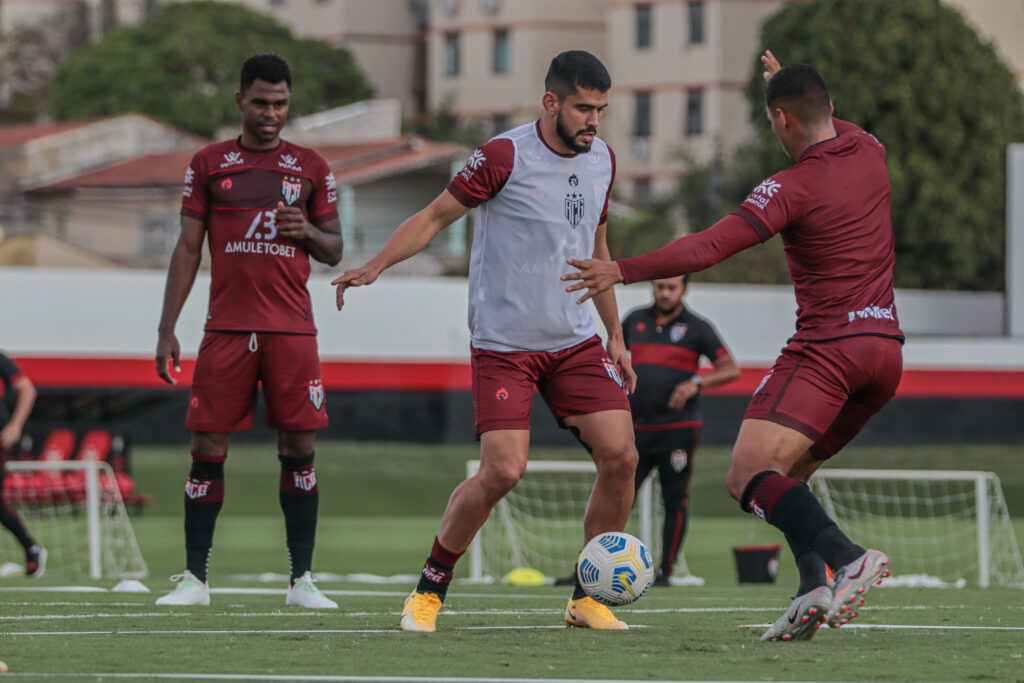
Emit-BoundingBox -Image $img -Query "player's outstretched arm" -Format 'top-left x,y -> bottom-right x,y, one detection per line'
156,216 -> 205,385
332,189 -> 469,310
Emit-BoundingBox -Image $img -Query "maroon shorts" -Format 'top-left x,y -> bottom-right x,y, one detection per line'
186,331 -> 328,433
745,335 -> 903,459
471,335 -> 630,439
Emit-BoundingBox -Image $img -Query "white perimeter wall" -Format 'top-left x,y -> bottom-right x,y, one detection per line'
0,267 -> 1021,369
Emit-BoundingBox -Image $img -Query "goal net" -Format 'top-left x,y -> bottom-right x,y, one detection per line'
809,469 -> 1024,588
466,460 -> 702,584
1,460 -> 148,580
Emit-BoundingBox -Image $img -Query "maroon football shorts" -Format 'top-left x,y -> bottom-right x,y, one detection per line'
186,331 -> 328,433
744,335 -> 903,459
471,335 -> 630,439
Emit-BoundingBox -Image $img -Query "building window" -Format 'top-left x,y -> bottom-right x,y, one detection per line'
445,32 -> 461,76
688,1 -> 704,45
634,178 -> 652,205
633,91 -> 652,138
493,28 -> 509,73
686,88 -> 704,136
269,0 -> 285,5
636,4 -> 653,49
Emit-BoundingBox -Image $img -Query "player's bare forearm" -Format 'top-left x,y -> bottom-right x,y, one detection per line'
2,375 -> 36,445
332,189 -> 469,309
701,353 -> 741,390
303,217 -> 343,266
158,220 -> 204,335
157,217 -> 204,383
588,222 -> 637,392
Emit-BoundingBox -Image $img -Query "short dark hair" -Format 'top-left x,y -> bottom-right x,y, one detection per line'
240,53 -> 292,94
683,273 -> 691,286
764,63 -> 831,123
545,50 -> 611,99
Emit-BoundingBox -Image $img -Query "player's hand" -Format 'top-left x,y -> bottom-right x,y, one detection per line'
667,380 -> 699,411
562,258 -> 624,304
606,336 -> 637,394
156,331 -> 181,385
331,265 -> 382,310
274,202 -> 312,241
761,49 -> 782,83
0,423 -> 21,448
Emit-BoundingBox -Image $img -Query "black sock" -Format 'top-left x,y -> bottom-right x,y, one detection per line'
571,564 -> 588,600
279,453 -> 318,583
416,536 -> 462,601
0,503 -> 36,550
787,532 -> 829,595
184,453 -> 225,583
742,471 -> 864,570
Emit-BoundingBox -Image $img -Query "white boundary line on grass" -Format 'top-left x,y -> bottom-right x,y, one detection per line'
741,623 -> 1024,631
0,675 -> 737,682
3,625 -> 648,636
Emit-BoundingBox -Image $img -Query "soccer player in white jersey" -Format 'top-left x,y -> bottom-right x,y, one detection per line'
333,51 -> 638,632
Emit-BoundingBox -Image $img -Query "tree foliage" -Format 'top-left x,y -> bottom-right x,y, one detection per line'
745,0 -> 1024,291
50,1 -> 374,137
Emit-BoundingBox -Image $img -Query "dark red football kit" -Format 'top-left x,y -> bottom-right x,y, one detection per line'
181,138 -> 338,432
618,119 -> 904,457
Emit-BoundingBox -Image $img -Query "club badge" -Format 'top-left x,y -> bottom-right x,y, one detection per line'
308,379 -> 325,410
282,176 -> 302,205
670,323 -> 687,343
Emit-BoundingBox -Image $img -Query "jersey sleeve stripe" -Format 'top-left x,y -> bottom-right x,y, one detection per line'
630,343 -> 699,372
733,206 -> 772,241
446,180 -> 477,208
181,204 -> 204,219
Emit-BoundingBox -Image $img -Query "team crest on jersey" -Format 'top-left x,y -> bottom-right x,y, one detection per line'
308,379 -> 325,410
602,359 -> 623,388
670,323 -> 687,343
565,192 -> 585,228
670,449 -> 688,473
221,151 -> 244,168
282,176 -> 302,205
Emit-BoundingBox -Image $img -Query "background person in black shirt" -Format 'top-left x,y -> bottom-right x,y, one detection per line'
0,352 -> 46,577
622,276 -> 739,585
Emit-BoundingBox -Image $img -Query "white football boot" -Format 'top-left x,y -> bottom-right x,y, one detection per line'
827,549 -> 891,628
761,586 -> 832,641
286,571 -> 338,609
155,570 -> 210,606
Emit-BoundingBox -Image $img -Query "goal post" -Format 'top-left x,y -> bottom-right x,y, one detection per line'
809,468 -> 1024,588
2,460 -> 148,580
466,460 -> 699,583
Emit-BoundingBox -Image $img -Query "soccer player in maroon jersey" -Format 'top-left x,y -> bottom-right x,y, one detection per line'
333,51 -> 639,632
155,54 -> 343,608
0,352 -> 46,578
565,51 -> 903,640
622,275 -> 739,585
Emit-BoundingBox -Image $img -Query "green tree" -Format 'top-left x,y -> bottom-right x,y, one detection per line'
744,0 -> 1024,291
50,1 -> 373,137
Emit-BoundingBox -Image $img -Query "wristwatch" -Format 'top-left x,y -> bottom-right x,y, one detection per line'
690,375 -> 703,391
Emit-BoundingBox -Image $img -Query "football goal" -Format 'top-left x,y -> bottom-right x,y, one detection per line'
809,469 -> 1024,588
466,460 -> 701,584
1,460 -> 148,580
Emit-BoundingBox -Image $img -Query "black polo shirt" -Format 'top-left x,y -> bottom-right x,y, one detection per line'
622,306 -> 729,427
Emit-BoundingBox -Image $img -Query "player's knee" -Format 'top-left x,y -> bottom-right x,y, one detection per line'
596,442 -> 638,479
478,463 -> 523,501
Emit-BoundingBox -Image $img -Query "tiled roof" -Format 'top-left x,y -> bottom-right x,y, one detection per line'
0,120 -> 96,150
29,137 -> 464,194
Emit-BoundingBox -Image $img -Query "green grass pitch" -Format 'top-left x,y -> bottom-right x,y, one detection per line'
1,441 -> 1023,681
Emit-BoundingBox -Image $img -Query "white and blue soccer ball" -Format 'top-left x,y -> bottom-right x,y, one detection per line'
576,531 -> 655,606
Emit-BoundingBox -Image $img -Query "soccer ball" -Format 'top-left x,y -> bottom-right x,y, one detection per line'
576,531 -> 655,606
